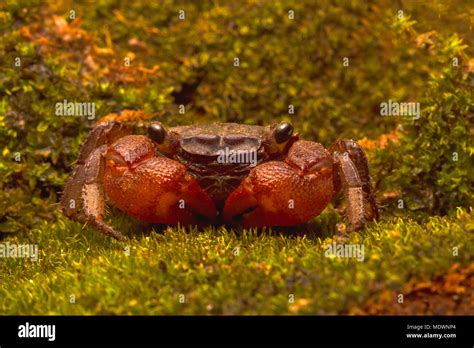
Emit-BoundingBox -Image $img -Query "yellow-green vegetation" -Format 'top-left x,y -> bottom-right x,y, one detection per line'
1,208 -> 473,315
0,0 -> 473,314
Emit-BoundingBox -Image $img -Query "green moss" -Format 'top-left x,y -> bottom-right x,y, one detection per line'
0,208 -> 472,314
372,28 -> 474,216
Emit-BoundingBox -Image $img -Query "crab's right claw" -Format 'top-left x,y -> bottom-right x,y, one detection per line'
102,135 -> 218,225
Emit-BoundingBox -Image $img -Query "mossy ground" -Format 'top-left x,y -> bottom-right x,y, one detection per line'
0,1 -> 473,315
1,208 -> 472,315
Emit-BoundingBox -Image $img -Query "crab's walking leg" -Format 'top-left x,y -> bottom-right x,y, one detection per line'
60,122 -> 129,240
82,146 -> 127,241
332,151 -> 365,231
330,140 -> 379,222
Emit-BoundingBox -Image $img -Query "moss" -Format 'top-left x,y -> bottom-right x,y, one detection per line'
0,208 -> 472,314
369,26 -> 474,216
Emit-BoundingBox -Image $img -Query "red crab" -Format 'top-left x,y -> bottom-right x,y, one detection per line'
60,121 -> 378,240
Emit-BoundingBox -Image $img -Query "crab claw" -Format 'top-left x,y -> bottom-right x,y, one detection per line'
223,140 -> 334,227
103,135 -> 217,225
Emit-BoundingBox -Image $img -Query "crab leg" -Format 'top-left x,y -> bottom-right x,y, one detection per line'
332,151 -> 365,231
60,122 -> 130,240
330,139 -> 379,223
81,145 -> 127,240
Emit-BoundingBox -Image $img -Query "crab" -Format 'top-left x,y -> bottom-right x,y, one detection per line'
60,120 -> 378,241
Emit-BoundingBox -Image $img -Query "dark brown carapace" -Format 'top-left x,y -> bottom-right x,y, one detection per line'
60,120 -> 378,241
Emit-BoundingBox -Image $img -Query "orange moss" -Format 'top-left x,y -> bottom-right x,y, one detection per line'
19,15 -> 161,86
350,262 -> 474,315
98,110 -> 157,124
358,129 -> 401,151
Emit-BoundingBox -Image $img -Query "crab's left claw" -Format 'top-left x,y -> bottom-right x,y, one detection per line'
223,140 -> 334,227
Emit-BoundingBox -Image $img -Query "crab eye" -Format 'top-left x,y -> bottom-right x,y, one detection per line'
148,123 -> 166,144
274,122 -> 293,144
